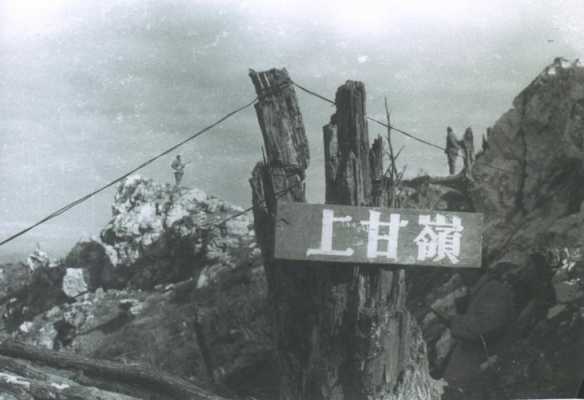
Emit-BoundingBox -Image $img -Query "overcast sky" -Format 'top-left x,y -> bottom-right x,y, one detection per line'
1,0 -> 584,261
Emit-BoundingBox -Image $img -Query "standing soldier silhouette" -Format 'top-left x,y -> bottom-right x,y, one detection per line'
445,126 -> 460,175
171,155 -> 187,187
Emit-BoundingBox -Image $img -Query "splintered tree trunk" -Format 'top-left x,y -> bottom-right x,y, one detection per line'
248,68 -> 312,400
320,82 -> 409,399
250,70 -> 442,400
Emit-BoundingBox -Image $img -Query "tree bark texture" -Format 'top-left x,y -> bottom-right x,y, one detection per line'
319,82 -> 409,399
250,72 -> 443,400
248,68 -> 312,400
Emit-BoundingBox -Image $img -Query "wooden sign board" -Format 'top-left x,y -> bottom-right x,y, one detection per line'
275,202 -> 483,269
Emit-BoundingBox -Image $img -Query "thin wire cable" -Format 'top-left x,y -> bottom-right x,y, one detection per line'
0,98 -> 258,247
203,168 -> 312,231
1,78 -> 517,247
292,81 -> 517,175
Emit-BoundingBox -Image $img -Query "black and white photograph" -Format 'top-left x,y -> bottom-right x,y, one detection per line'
1,1 -> 584,399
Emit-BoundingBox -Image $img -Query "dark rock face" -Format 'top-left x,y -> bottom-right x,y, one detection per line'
0,262 -> 68,332
407,59 -> 584,399
0,263 -> 32,303
64,240 -> 117,290
473,58 -> 584,266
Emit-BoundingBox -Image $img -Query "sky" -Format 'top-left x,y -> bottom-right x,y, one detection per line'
1,0 -> 584,262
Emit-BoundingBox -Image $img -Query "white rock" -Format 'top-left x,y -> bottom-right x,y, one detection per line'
26,248 -> 51,271
166,203 -> 190,226
64,307 -> 87,328
554,279 -> 584,303
187,188 -> 208,203
62,268 -> 88,298
120,299 -> 143,316
18,321 -> 33,334
35,324 -> 57,349
0,373 -> 30,388
547,304 -> 566,319
94,287 -> 105,300
250,247 -> 262,258
50,382 -> 70,390
560,58 -> 572,69
46,306 -> 61,319
103,242 -> 120,267
226,217 -> 251,237
206,198 -> 223,213
435,329 -> 454,366
197,269 -> 210,289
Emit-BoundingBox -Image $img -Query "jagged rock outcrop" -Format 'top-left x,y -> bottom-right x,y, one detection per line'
5,257 -> 273,398
407,58 -> 584,399
1,176 -> 274,399
65,175 -> 255,290
473,57 -> 584,266
0,257 -> 68,333
4,59 -> 584,399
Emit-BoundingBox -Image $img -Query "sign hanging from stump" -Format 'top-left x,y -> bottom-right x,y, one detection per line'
275,202 -> 483,268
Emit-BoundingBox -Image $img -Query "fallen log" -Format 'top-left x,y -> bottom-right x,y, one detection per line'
0,368 -> 140,400
0,339 -> 230,400
0,355 -> 147,400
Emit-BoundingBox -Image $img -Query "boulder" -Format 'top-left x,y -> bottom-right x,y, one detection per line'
26,248 -> 51,271
99,175 -> 255,289
63,239 -> 117,290
61,268 -> 88,298
450,279 -> 514,342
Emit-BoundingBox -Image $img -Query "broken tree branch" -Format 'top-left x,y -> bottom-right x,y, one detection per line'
0,339 -> 230,400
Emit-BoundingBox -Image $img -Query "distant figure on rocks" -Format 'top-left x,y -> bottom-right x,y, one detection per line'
461,127 -> 475,173
171,155 -> 187,187
482,127 -> 491,153
445,126 -> 460,175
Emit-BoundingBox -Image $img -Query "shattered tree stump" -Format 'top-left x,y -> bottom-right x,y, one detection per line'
248,68 -> 312,400
320,82 -> 409,398
249,69 -> 442,400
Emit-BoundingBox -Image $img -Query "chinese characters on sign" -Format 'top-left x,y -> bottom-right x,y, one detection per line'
414,214 -> 464,264
275,203 -> 482,268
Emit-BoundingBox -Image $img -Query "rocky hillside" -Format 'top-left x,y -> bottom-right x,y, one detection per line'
406,58 -> 584,399
0,177 -> 275,399
1,59 -> 584,399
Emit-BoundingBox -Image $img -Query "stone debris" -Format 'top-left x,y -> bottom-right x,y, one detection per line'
547,304 -> 567,320
26,247 -> 51,271
62,268 -> 88,298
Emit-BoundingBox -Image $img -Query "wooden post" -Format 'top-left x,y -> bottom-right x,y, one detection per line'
248,68 -> 313,400
321,81 -> 409,398
250,71 -> 442,400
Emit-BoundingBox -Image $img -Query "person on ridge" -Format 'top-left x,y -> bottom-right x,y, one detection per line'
445,126 -> 460,175
171,154 -> 187,187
